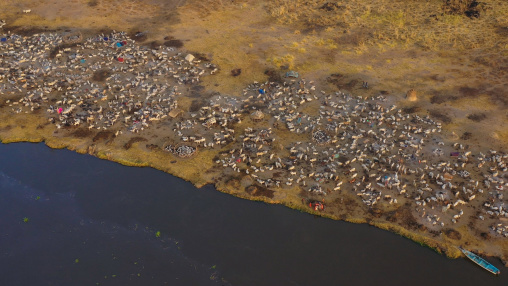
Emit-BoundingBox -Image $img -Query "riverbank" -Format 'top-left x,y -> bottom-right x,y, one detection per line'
3,142 -> 507,286
0,89 -> 505,266
1,0 -> 507,268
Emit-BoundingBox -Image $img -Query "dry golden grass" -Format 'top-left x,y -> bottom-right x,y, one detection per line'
185,0 -> 249,16
266,0 -> 508,53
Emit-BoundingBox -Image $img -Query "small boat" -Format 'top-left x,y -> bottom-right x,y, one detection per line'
459,247 -> 500,275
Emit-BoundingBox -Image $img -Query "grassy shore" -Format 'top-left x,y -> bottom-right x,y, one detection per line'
0,115 -> 499,265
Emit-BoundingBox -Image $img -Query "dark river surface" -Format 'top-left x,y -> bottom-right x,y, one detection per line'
0,142 -> 506,286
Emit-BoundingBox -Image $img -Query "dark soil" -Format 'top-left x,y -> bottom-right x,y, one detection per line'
92,130 -> 114,142
265,69 -> 283,83
369,207 -> 383,218
231,68 -> 242,77
124,136 -> 148,150
459,86 -> 481,97
428,74 -> 446,82
467,113 -> 486,122
487,88 -> 508,107
442,0 -> 484,18
189,85 -> 206,98
0,125 -> 12,132
319,2 -> 345,11
129,31 -> 148,42
149,41 -> 162,50
431,94 -> 449,104
192,53 -> 210,62
4,26 -> 55,37
398,207 -> 420,230
341,196 -> 359,213
92,69 -> 112,82
326,74 -> 359,90
146,144 -> 159,150
245,185 -> 275,198
444,228 -> 462,240
272,171 -> 283,178
429,110 -> 452,124
495,26 -> 508,37
71,128 -> 94,138
164,39 -> 184,48
48,43 -> 79,59
402,106 -> 420,114
461,132 -> 472,140
189,99 -> 205,112
226,178 -> 241,190
386,208 -> 403,222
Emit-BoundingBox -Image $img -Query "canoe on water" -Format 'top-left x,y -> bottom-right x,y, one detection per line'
459,247 -> 500,275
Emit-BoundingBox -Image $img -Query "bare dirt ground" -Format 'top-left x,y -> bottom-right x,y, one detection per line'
1,0 -> 506,151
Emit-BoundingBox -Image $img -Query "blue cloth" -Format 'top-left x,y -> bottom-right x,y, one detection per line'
0,38 -> 7,42
103,37 -> 109,41
258,89 -> 265,94
80,59 -> 86,63
116,42 -> 122,47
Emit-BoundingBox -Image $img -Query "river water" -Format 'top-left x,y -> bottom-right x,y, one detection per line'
0,142 -> 506,286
